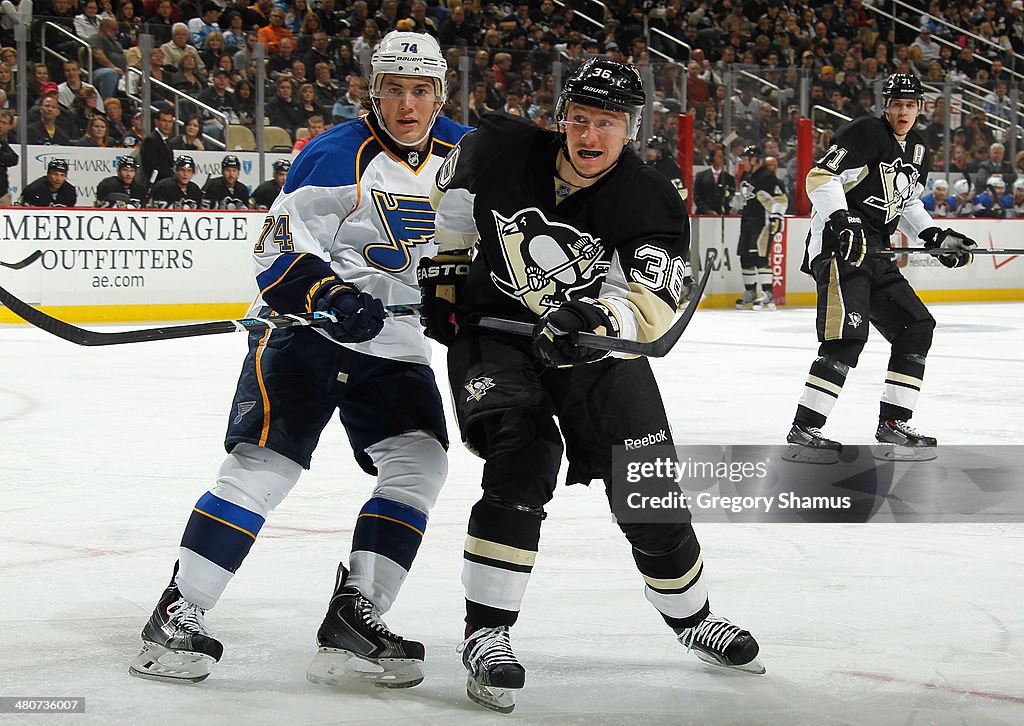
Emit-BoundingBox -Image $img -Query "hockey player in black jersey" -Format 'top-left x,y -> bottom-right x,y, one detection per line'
251,159 -> 289,210
149,155 -> 203,209
94,155 -> 148,208
644,134 -> 699,305
735,145 -> 787,310
786,73 -> 977,463
420,57 -> 763,714
20,158 -> 77,207
201,154 -> 251,210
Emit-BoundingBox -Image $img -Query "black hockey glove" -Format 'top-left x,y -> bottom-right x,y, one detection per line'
823,209 -> 867,267
920,227 -> 977,268
308,279 -> 386,343
533,298 -> 618,367
417,250 -> 471,345
768,213 -> 784,238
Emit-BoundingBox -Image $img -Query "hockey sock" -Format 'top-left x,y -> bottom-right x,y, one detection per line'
630,531 -> 709,630
794,356 -> 850,428
741,268 -> 757,291
347,497 -> 427,614
879,352 -> 926,422
462,498 -> 542,628
757,267 -> 772,293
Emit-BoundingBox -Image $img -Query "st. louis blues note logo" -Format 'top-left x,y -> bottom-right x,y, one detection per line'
364,189 -> 436,272
233,401 -> 257,424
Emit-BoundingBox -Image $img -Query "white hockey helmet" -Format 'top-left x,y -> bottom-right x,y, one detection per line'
369,31 -> 447,147
1015,179 -> 1024,191
953,178 -> 971,196
987,174 -> 1006,189
932,178 -> 948,190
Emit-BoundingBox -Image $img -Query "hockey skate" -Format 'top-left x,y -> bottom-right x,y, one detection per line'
458,625 -> 526,714
873,419 -> 937,462
753,290 -> 776,311
783,423 -> 842,464
129,563 -> 223,683
306,563 -> 425,689
735,289 -> 758,310
675,613 -> 765,675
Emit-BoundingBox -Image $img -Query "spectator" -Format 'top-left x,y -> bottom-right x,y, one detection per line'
75,0 -> 106,40
233,79 -> 256,128
197,69 -> 239,138
21,158 -> 77,207
221,11 -> 247,51
170,50 -> 207,110
292,114 -> 326,153
312,62 -> 339,108
25,95 -> 72,145
116,0 -> 143,48
268,35 -> 299,79
335,41 -> 361,80
975,142 -> 1017,192
160,23 -> 197,69
296,82 -> 327,124
188,2 -> 221,48
257,7 -> 293,56
169,116 -> 206,152
332,75 -> 365,123
982,81 -> 1014,120
58,59 -> 101,111
75,114 -> 114,148
147,0 -> 176,45
104,97 -> 128,145
88,18 -> 127,101
266,76 -> 303,136
70,85 -> 104,136
232,32 -> 259,80
693,145 -> 735,215
304,31 -> 335,78
140,107 -> 176,183
199,31 -> 227,73
0,108 -> 16,206
352,18 -> 381,71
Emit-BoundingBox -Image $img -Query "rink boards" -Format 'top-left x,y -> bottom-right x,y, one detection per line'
0,209 -> 1022,325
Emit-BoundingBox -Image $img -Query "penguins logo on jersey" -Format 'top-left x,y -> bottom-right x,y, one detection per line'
864,158 -> 920,224
364,189 -> 436,272
740,179 -> 756,202
490,207 -> 609,313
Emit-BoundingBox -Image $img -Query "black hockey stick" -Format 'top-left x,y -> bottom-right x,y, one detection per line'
475,247 -> 718,358
0,282 -> 419,347
0,250 -> 43,270
875,247 -> 1024,255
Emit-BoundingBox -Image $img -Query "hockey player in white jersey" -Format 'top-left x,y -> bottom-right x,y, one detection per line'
129,31 -> 471,688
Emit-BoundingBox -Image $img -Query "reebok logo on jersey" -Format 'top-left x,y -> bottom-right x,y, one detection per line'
624,429 -> 668,449
233,401 -> 257,424
465,376 -> 495,402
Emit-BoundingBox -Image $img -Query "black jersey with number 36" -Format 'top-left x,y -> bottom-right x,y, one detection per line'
812,116 -> 932,242
433,114 -> 689,344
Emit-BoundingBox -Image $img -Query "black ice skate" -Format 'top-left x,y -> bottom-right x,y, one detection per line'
735,289 -> 758,310
129,563 -> 223,683
675,613 -> 765,675
874,419 -> 937,461
783,423 -> 842,464
458,625 -> 526,714
306,563 -> 425,689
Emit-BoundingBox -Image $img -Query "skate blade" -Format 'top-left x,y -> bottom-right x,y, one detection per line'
782,444 -> 839,465
692,649 -> 767,675
306,647 -> 424,689
466,676 -> 518,714
128,641 -> 215,684
872,444 -> 936,462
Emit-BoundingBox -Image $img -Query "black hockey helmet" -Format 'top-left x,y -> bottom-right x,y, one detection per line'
222,154 -> 241,170
47,158 -> 69,173
555,57 -> 646,139
741,144 -> 762,161
174,155 -> 196,170
272,158 -> 291,173
646,135 -> 672,155
116,155 -> 138,170
882,73 -> 924,107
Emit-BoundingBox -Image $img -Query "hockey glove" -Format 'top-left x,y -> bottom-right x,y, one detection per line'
308,279 -> 386,344
533,298 -> 618,367
417,250 -> 471,345
920,227 -> 977,268
768,213 -> 784,239
824,209 -> 867,267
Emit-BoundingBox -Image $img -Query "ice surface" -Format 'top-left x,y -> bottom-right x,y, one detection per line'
2,304 -> 1022,725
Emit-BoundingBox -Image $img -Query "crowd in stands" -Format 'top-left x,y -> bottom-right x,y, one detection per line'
3,0 -> 1024,212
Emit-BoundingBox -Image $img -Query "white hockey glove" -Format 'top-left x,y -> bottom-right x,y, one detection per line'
920,227 -> 977,268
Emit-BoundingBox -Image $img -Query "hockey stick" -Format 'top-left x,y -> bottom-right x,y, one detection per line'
0,250 -> 43,270
875,247 -> 1024,255
474,247 -> 718,358
0,282 -> 419,347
